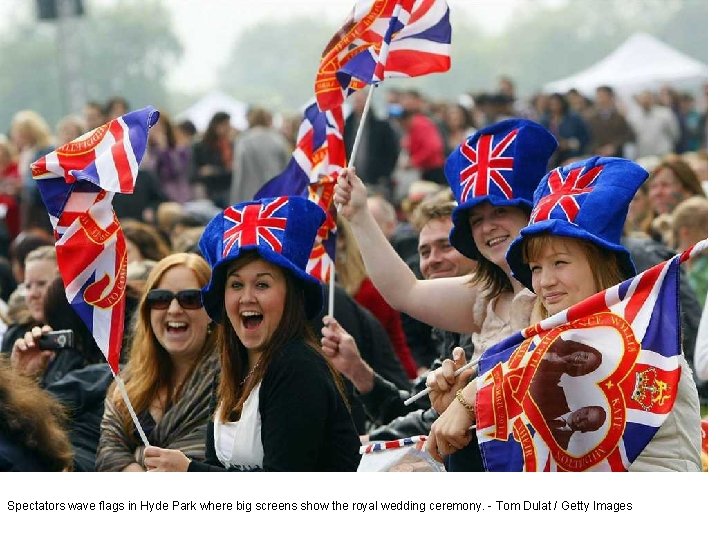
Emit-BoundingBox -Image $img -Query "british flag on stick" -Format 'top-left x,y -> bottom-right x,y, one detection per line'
474,241 -> 706,472
254,101 -> 346,283
315,0 -> 451,111
31,107 -> 159,374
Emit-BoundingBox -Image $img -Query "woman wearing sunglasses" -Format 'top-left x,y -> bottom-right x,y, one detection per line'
96,253 -> 219,472
143,197 -> 360,471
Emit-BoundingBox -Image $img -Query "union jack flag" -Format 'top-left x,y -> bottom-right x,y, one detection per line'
31,107 -> 159,374
530,164 -> 603,224
458,129 -> 517,204
254,101 -> 346,283
315,0 -> 451,111
474,240 -> 707,472
223,197 -> 289,257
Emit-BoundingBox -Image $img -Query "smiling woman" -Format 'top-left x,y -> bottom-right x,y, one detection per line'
143,196 -> 360,472
96,253 -> 220,472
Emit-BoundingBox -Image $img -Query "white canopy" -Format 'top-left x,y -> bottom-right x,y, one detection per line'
176,90 -> 248,132
543,33 -> 707,96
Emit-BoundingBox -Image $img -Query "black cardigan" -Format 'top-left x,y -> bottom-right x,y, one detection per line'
189,339 -> 360,472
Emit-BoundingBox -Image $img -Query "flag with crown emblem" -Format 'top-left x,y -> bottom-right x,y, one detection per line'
31,107 -> 159,374
473,241 -> 706,472
254,101 -> 346,283
315,0 -> 451,111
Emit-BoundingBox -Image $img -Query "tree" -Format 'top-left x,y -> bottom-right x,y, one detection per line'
0,0 -> 182,130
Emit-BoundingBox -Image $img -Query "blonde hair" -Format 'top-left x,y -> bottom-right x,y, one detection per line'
25,245 -> 57,266
671,196 -> 708,239
114,253 -> 216,438
335,217 -> 367,297
523,235 -> 624,319
11,110 -> 53,148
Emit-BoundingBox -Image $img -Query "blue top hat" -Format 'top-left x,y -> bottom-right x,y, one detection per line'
444,118 -> 558,259
506,156 -> 649,291
198,196 -> 326,322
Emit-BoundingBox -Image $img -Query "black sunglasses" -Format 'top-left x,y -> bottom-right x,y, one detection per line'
146,289 -> 203,310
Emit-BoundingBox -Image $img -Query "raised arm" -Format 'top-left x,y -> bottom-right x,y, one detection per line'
334,168 -> 479,334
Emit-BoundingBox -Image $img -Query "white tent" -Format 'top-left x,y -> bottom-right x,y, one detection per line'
543,33 -> 707,96
176,90 -> 248,132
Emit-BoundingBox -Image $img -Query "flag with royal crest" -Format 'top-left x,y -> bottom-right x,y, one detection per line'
254,101 -> 346,283
474,241 -> 706,472
31,107 -> 159,374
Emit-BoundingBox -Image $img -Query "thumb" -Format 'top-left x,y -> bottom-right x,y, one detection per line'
452,347 -> 467,368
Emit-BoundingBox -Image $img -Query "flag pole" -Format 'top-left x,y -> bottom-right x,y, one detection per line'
330,84 -> 377,318
114,373 -> 150,447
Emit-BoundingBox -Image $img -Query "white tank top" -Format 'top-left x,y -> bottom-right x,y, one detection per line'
214,383 -> 264,470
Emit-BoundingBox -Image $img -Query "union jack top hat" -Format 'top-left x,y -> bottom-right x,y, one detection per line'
199,196 -> 326,322
506,156 -> 649,291
444,118 -> 558,259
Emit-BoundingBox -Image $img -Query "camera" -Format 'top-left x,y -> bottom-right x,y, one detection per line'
37,329 -> 75,350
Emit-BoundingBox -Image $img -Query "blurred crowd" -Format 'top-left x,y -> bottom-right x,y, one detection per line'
0,77 -> 709,471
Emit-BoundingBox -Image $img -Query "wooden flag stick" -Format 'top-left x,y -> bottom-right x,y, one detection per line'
113,373 -> 150,447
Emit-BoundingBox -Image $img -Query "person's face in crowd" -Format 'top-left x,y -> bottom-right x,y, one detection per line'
225,258 -> 287,364
352,90 -> 369,115
418,217 -> 475,280
215,120 -> 232,141
529,237 -> 597,316
567,406 -> 606,433
595,89 -> 613,109
548,95 -> 564,115
126,240 -> 144,265
648,166 -> 691,215
84,106 -> 105,130
469,202 -> 528,272
149,265 -> 211,364
24,259 -> 58,323
627,186 -> 650,225
9,124 -> 30,149
445,104 -> 467,131
637,91 -> 654,110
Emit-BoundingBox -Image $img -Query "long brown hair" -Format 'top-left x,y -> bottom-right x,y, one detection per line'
469,206 -> 531,299
216,252 -> 347,422
523,234 -> 624,319
114,253 -> 217,437
335,217 -> 368,297
0,363 -> 74,471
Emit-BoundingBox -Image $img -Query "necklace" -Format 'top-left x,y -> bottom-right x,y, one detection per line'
240,361 -> 260,388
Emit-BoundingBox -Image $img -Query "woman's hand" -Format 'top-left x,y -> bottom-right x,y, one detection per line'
143,446 -> 191,472
425,381 -> 477,463
10,325 -> 55,379
334,167 -> 369,221
427,347 -> 476,414
321,316 -> 374,394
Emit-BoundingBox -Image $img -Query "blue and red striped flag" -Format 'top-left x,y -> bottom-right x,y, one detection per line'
473,240 -> 706,472
315,0 -> 451,111
254,101 -> 346,283
31,107 -> 159,374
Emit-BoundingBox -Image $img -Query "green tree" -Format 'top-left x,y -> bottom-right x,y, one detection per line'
218,17 -> 335,111
0,0 -> 182,130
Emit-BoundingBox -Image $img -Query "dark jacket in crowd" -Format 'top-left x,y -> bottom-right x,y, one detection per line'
344,111 -> 399,196
311,285 -> 412,434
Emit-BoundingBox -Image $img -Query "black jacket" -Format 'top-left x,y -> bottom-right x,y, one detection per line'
188,339 -> 360,472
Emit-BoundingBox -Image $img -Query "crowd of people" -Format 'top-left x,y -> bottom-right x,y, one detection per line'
0,78 -> 708,472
